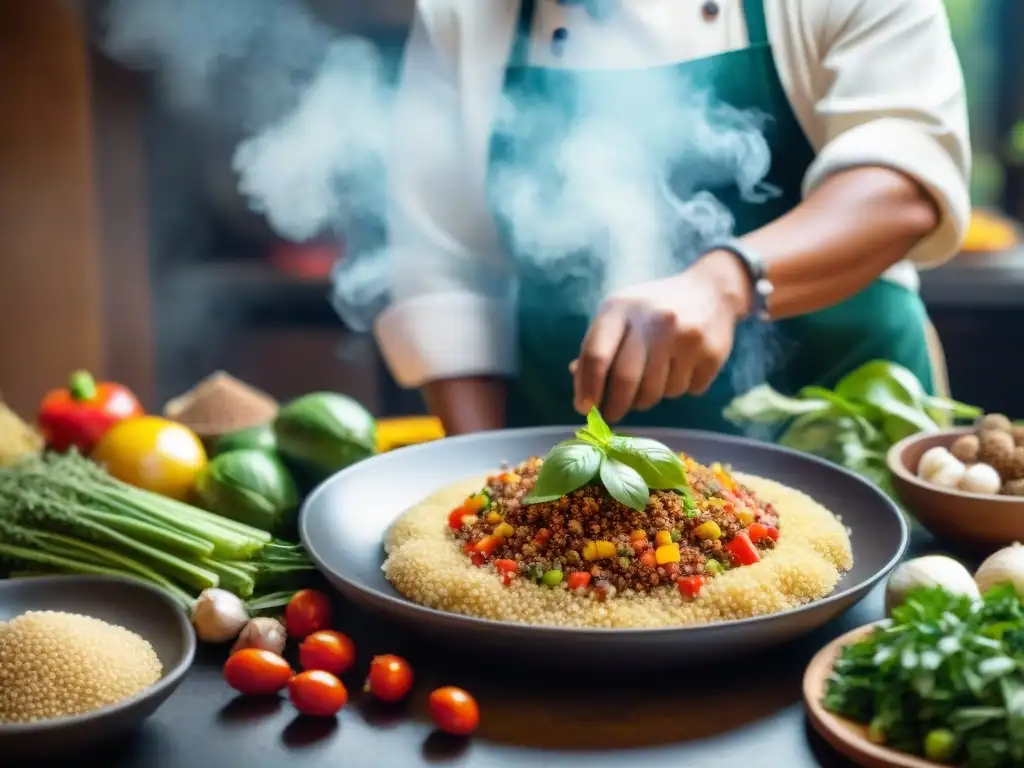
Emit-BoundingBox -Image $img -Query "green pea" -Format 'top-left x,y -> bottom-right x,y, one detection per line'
670,530 -> 682,542
923,729 -> 956,763
618,557 -> 631,570
618,547 -> 632,557
541,569 -> 564,587
704,558 -> 724,576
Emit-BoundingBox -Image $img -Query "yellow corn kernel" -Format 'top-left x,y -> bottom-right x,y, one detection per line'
493,522 -> 515,538
499,472 -> 521,484
655,543 -> 681,564
464,494 -> 488,512
694,521 -> 722,541
707,498 -> 725,508
654,530 -> 673,547
486,511 -> 502,524
583,540 -> 617,561
629,530 -> 648,542
736,508 -> 755,526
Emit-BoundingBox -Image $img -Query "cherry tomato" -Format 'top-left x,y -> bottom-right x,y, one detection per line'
364,654 -> 414,702
448,507 -> 475,530
289,670 -> 348,717
223,648 -> 293,696
285,589 -> 333,640
428,687 -> 480,736
494,559 -> 518,586
299,630 -> 357,676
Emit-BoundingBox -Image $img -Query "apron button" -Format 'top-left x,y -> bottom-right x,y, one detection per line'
701,0 -> 720,21
551,27 -> 569,56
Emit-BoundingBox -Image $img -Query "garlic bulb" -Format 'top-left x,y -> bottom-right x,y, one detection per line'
231,617 -> 287,655
191,588 -> 249,643
918,447 -> 958,480
884,555 -> 980,616
975,543 -> 1024,598
958,462 -> 1002,496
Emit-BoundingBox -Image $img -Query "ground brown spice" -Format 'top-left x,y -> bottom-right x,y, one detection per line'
163,371 -> 278,436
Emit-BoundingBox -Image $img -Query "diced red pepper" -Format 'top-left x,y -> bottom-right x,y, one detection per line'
470,554 -> 485,567
747,523 -> 769,543
462,541 -> 475,556
663,562 -> 680,579
640,550 -> 658,569
448,507 -> 473,530
726,532 -> 761,566
566,572 -> 591,590
766,527 -> 779,542
532,528 -> 551,548
494,559 -> 518,585
677,575 -> 706,599
630,539 -> 648,554
473,535 -> 502,557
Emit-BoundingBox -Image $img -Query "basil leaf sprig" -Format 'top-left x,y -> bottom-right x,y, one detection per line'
523,407 -> 694,512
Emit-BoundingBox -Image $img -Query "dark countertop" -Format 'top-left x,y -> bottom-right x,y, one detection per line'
46,530 -> 951,768
921,247 -> 1024,307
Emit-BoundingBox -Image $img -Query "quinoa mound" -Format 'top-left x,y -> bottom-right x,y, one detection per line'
383,461 -> 854,629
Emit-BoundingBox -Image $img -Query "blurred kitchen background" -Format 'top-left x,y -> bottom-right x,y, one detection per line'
0,0 -> 1021,419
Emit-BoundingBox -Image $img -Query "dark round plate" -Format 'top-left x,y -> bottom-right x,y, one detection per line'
300,427 -> 907,667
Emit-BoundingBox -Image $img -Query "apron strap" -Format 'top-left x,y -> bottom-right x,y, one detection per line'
742,0 -> 769,45
509,0 -> 537,68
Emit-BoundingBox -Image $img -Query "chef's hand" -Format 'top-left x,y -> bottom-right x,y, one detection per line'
571,250 -> 753,423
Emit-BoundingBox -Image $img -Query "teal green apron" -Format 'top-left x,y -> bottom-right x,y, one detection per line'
487,0 -> 935,431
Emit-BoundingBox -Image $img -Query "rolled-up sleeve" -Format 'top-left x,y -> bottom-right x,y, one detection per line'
374,8 -> 517,388
802,0 -> 972,267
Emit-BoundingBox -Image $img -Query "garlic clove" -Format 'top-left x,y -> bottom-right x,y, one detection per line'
975,543 -> 1024,598
927,460 -> 966,489
918,446 -> 956,480
231,617 -> 287,656
191,588 -> 250,644
958,462 -> 1002,496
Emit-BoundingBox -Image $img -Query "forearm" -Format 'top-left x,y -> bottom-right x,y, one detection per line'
422,376 -> 508,435
738,167 -> 940,319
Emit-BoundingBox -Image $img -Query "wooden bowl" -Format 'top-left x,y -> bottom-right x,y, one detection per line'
804,623 -> 944,768
887,428 -> 1024,552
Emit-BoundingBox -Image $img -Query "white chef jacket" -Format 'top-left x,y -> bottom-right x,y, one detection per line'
375,0 -> 972,389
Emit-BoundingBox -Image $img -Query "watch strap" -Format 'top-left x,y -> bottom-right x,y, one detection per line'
703,238 -> 773,322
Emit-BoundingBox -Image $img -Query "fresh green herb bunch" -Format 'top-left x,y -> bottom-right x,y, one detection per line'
723,360 -> 980,496
522,407 -> 695,513
824,584 -> 1024,767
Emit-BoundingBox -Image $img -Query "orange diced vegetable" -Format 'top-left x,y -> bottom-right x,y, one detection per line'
567,571 -> 591,590
640,550 -> 658,568
630,530 -> 648,542
464,494 -> 489,512
533,528 -> 552,548
654,530 -> 673,547
582,540 -> 616,561
474,536 -> 502,557
747,523 -> 769,543
725,532 -> 760,566
498,472 -> 520,484
655,543 -> 681,565
735,508 -> 755,526
630,539 -> 648,554
677,575 -> 705,600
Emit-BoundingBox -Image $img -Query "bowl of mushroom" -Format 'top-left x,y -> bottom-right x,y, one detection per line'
888,414 -> 1024,551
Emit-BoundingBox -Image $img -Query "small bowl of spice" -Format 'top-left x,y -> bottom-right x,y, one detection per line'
163,371 -> 278,446
887,413 -> 1024,552
0,575 -> 196,761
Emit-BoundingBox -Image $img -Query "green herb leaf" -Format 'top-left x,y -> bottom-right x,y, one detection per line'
585,406 -> 613,443
608,436 -> 688,490
522,440 -> 603,504
722,384 -> 830,427
598,456 -> 649,512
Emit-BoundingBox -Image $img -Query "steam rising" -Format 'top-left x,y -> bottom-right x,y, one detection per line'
99,0 -> 780,393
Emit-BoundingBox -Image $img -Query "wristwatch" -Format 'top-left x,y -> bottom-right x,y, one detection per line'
702,238 -> 773,322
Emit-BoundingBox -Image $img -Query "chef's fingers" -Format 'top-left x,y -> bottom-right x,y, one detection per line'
574,307 -> 628,414
663,355 -> 694,400
601,323 -> 647,423
687,357 -> 720,396
632,321 -> 674,411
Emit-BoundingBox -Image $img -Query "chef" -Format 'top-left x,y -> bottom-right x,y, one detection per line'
371,0 -> 970,435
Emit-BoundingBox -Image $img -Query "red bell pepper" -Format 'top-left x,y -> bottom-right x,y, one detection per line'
38,370 -> 143,454
725,531 -> 761,566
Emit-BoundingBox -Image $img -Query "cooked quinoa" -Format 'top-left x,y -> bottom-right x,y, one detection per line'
0,611 -> 163,723
384,462 -> 853,629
